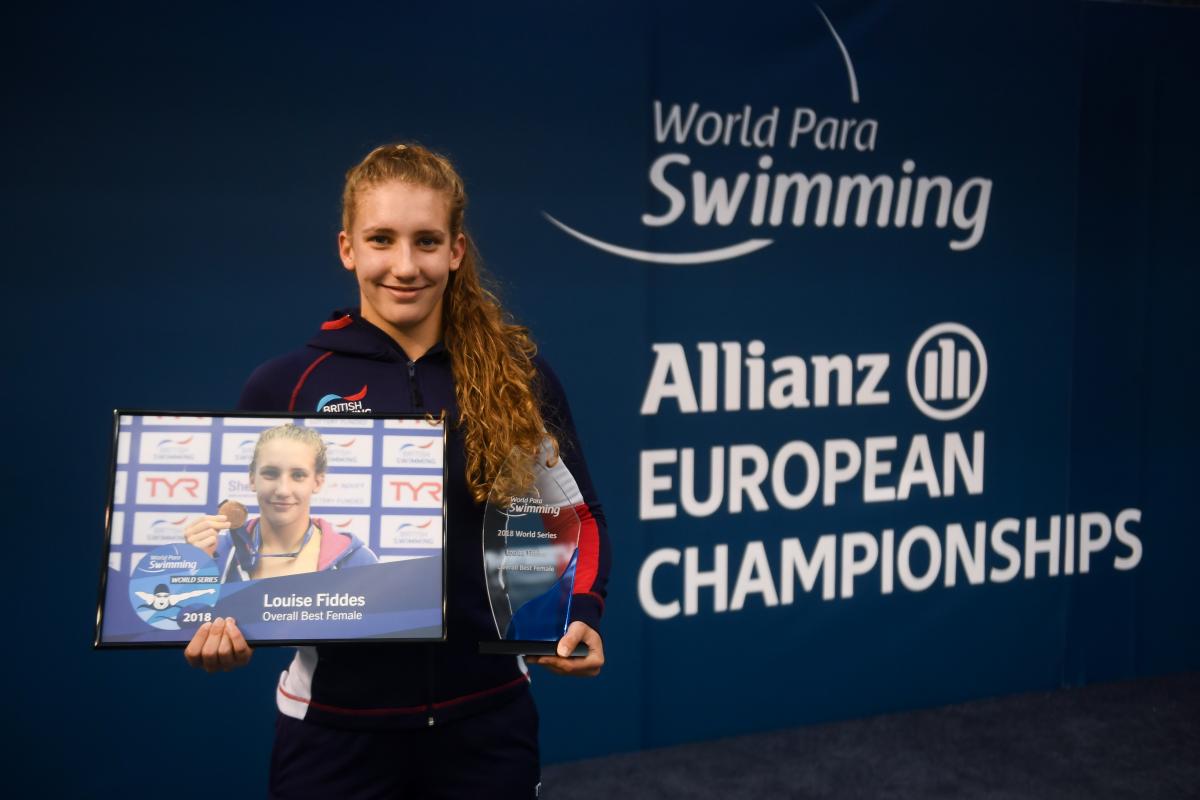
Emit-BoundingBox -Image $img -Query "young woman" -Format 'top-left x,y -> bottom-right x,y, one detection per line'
183,143 -> 610,799
183,423 -> 378,581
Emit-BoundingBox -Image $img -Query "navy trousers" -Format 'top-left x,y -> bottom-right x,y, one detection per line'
268,691 -> 540,799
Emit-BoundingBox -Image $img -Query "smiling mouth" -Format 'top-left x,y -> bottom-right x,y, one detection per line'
382,285 -> 427,299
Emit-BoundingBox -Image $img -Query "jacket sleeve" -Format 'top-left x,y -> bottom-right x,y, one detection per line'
535,357 -> 611,635
236,351 -> 311,412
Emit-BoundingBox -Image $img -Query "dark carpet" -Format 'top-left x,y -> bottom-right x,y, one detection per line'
542,672 -> 1200,799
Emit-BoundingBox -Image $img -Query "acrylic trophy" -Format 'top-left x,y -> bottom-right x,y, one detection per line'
480,443 -> 585,656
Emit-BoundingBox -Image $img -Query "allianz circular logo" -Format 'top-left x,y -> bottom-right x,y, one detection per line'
543,4 -> 994,264
906,322 -> 987,421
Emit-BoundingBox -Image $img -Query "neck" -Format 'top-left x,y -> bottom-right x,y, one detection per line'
259,517 -> 311,552
360,305 -> 440,361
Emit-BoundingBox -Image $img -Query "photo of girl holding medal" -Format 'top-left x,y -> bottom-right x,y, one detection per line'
183,423 -> 378,582
182,143 -> 610,799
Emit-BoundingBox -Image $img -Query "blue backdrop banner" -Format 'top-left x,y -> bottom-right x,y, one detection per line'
6,0 -> 1198,795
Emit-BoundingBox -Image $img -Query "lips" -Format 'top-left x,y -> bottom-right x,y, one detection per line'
382,284 -> 426,300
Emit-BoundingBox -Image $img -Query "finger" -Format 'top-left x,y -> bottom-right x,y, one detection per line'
550,651 -> 601,677
189,531 -> 218,549
579,626 -> 605,676
541,624 -> 605,677
217,628 -> 235,670
582,626 -> 605,659
186,515 -> 228,530
531,655 -> 568,674
201,617 -> 227,672
576,648 -> 604,677
225,618 -> 253,666
202,517 -> 232,533
184,622 -> 211,668
557,622 -> 587,658
533,655 -> 588,677
186,534 -> 218,558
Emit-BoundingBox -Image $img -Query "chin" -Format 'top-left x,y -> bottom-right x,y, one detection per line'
369,296 -> 439,327
382,309 -> 434,328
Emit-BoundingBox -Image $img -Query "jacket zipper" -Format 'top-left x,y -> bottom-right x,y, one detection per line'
407,360 -> 424,409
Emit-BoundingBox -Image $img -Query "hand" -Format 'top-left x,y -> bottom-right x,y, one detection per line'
525,621 -> 604,677
183,617 -> 253,673
184,514 -> 230,556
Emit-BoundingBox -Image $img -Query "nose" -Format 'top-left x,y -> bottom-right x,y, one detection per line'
389,243 -> 420,281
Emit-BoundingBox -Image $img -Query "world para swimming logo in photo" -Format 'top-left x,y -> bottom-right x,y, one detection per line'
543,3 -> 994,264
317,385 -> 372,413
128,544 -> 220,631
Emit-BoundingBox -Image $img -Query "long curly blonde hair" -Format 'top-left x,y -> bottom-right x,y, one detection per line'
342,143 -> 556,502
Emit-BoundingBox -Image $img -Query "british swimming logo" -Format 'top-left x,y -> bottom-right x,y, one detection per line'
383,435 -> 443,467
132,513 -> 191,546
381,514 -> 443,548
322,435 -> 374,466
139,432 -> 212,464
316,385 -> 372,413
330,515 -> 371,540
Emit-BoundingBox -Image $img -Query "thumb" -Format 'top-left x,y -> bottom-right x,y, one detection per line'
557,622 -> 585,657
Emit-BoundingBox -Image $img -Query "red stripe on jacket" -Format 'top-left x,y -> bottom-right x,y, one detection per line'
288,351 -> 334,411
320,315 -> 353,330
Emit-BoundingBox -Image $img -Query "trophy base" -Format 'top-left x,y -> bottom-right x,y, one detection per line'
479,640 -> 588,657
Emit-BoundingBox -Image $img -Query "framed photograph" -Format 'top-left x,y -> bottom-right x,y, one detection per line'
95,411 -> 447,647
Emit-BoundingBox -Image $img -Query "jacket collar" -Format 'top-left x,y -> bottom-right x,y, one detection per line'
308,308 -> 448,363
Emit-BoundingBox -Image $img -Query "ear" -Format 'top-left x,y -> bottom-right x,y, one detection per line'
313,472 -> 326,494
248,470 -> 256,492
338,230 -> 356,272
450,232 -> 466,272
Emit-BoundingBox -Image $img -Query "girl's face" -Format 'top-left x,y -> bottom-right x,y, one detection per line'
250,439 -> 324,530
338,181 -> 466,353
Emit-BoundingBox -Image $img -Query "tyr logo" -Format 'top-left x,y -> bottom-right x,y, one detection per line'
144,476 -> 201,499
388,480 -> 443,503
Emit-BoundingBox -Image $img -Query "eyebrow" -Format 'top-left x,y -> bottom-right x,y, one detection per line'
361,226 -> 446,237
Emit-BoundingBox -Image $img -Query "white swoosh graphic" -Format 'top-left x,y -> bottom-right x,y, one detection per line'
546,5 -> 855,265
814,3 -> 860,104
543,213 -> 773,265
